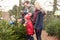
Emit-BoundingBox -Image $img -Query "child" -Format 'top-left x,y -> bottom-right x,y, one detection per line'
24,13 -> 34,40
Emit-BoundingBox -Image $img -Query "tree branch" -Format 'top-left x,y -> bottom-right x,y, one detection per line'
57,4 -> 60,6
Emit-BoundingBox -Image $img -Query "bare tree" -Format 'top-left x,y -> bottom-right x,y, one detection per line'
19,0 -> 22,17
53,0 -> 57,14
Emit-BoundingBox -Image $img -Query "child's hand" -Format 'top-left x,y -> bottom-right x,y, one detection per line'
23,23 -> 26,26
17,19 -> 22,23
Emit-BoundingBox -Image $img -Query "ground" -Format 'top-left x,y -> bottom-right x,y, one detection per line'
33,30 -> 59,40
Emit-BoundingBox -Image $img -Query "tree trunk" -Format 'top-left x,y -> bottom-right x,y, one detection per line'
53,0 -> 57,14
19,0 -> 21,17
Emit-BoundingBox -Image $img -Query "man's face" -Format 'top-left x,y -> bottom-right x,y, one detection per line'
24,3 -> 28,7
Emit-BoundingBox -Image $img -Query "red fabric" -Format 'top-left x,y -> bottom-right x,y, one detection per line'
33,10 -> 39,22
24,14 -> 31,20
24,13 -> 34,35
26,20 -> 34,35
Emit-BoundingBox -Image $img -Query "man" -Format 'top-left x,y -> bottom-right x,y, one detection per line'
23,1 -> 34,17
21,1 -> 34,24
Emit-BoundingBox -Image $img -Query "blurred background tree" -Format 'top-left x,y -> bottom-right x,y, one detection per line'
53,0 -> 57,14
31,0 -> 36,4
8,5 -> 19,18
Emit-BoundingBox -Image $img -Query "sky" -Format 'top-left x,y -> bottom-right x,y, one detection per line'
0,0 -> 19,11
36,0 -> 54,11
0,0 -> 60,12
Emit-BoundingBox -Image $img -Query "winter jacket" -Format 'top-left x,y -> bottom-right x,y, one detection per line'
34,9 -> 45,30
24,14 -> 34,35
26,20 -> 34,35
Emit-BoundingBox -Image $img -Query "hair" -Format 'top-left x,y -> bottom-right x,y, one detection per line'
34,1 -> 42,9
34,1 -> 47,14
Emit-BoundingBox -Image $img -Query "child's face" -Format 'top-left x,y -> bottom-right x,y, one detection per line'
28,13 -> 32,16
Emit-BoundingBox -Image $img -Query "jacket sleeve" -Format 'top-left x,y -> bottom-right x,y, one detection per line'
34,12 -> 42,28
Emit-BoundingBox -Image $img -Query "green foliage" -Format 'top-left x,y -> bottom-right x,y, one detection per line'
45,16 -> 60,37
45,20 -> 57,36
0,20 -> 27,40
31,0 -> 35,4
55,21 -> 60,37
0,11 -> 2,17
9,5 -> 19,16
8,5 -> 25,19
